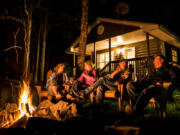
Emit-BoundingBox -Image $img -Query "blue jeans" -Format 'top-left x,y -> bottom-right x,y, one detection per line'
84,77 -> 118,106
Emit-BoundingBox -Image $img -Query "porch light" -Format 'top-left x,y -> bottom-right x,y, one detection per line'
71,47 -> 74,52
116,48 -> 124,54
117,36 -> 123,44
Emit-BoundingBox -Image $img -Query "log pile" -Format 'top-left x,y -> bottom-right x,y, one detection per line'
35,100 -> 78,121
0,100 -> 78,129
0,103 -> 20,128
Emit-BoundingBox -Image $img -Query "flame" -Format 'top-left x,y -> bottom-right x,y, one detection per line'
18,81 -> 35,118
0,81 -> 35,128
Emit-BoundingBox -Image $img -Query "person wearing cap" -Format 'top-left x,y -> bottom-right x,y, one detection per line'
77,60 -> 132,106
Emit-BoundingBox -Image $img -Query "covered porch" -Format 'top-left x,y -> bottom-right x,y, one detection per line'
66,18 -> 180,78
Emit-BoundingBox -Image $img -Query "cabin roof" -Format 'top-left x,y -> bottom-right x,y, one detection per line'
66,17 -> 180,54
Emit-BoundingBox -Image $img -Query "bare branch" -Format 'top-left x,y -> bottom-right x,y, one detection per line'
4,28 -> 22,64
4,46 -> 22,52
0,16 -> 25,25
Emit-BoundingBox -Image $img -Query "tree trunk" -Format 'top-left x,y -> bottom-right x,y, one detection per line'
40,11 -> 48,83
23,12 -> 32,81
34,18 -> 42,83
77,0 -> 88,71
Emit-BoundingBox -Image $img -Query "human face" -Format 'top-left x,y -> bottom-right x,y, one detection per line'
84,63 -> 92,71
153,56 -> 164,69
57,66 -> 64,74
119,61 -> 127,71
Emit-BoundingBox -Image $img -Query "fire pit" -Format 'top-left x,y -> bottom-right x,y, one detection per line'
0,81 -> 35,128
0,81 -> 78,129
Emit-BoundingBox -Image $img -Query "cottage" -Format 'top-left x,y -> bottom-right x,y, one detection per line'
66,18 -> 180,78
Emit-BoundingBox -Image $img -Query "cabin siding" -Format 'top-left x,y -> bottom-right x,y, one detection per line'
135,39 -> 162,58
165,43 -> 180,64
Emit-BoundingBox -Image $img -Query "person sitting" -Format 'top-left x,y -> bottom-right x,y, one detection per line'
67,61 -> 97,100
77,60 -> 132,106
46,63 -> 69,101
126,55 -> 176,116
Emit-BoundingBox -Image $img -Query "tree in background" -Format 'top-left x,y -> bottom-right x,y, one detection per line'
77,0 -> 89,71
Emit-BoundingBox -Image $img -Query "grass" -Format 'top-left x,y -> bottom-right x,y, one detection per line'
79,90 -> 180,120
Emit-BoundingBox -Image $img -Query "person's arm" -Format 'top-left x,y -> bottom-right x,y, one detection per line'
119,70 -> 132,83
77,73 -> 84,82
83,70 -> 97,82
109,67 -> 120,79
63,73 -> 70,84
169,67 -> 176,82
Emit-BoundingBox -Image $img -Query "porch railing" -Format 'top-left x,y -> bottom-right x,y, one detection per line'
100,56 -> 154,79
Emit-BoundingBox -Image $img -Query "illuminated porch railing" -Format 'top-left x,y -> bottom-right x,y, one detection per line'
100,56 -> 154,79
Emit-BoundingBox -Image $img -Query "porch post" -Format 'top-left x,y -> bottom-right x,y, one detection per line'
109,38 -> 112,73
94,42 -> 97,69
73,51 -> 76,77
146,33 -> 151,73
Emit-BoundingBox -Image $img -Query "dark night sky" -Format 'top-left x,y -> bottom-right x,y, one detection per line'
46,0 -> 180,56
0,0 -> 180,78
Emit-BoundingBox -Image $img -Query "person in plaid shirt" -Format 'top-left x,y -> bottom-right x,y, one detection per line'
46,63 -> 69,101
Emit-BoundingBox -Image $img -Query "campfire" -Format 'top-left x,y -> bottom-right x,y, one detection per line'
0,81 -> 35,128
0,81 -> 78,129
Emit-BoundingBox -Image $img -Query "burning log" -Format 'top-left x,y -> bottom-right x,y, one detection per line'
10,115 -> 29,129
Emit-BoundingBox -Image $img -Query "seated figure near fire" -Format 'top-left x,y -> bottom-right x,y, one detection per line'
46,63 -> 69,101
66,61 -> 97,101
77,60 -> 132,106
126,55 -> 176,116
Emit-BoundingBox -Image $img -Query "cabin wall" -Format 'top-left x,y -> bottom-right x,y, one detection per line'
135,39 -> 162,58
95,38 -> 163,68
164,43 -> 180,64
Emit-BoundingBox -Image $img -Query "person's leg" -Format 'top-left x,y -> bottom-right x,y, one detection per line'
126,82 -> 140,105
69,80 -> 79,94
167,84 -> 175,102
80,84 -> 89,90
95,86 -> 104,106
84,77 -> 117,95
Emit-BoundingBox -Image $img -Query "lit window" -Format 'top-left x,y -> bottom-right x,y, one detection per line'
97,51 -> 114,69
171,49 -> 178,62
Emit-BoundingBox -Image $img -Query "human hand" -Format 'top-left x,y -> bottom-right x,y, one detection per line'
134,76 -> 138,83
156,82 -> 161,86
81,73 -> 85,77
56,93 -> 62,100
163,82 -> 172,89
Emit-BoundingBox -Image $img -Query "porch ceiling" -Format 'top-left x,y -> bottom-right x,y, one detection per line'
147,25 -> 180,48
74,29 -> 153,54
66,18 -> 180,54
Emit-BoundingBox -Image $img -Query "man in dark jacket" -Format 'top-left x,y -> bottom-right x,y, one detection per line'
126,55 -> 176,115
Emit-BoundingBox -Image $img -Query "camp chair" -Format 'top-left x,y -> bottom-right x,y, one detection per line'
90,83 -> 124,111
149,82 -> 172,118
35,69 -> 71,102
